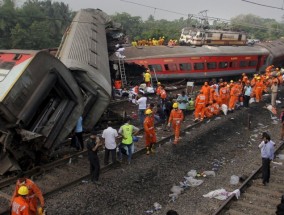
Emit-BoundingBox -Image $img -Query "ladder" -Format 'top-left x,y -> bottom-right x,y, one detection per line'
151,68 -> 159,86
118,57 -> 127,87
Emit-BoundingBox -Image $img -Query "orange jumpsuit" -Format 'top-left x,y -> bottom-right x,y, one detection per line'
11,196 -> 30,215
194,93 -> 206,121
204,105 -> 214,118
12,179 -> 44,215
219,86 -> 229,106
156,85 -> 162,96
201,85 -> 210,105
254,81 -> 264,102
229,84 -> 240,111
212,103 -> 220,115
168,109 -> 184,144
160,89 -> 167,100
144,115 -> 156,147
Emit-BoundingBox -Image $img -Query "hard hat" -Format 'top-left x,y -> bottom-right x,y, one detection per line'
254,74 -> 257,77
145,109 -> 153,115
18,186 -> 29,196
276,68 -> 279,71
172,103 -> 178,108
230,80 -> 234,83
242,73 -> 246,75
133,136 -> 139,142
256,77 -> 261,80
157,82 -> 161,85
146,70 -> 150,73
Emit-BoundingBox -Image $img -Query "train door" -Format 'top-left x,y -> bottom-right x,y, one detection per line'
256,55 -> 262,71
238,34 -> 242,41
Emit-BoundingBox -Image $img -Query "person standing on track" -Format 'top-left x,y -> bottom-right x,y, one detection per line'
144,109 -> 157,155
168,103 -> 184,145
11,186 -> 31,215
258,133 -> 274,186
87,134 -> 102,185
11,177 -> 44,215
118,119 -> 139,164
177,91 -> 188,117
102,121 -> 118,165
194,90 -> 206,122
201,82 -> 210,105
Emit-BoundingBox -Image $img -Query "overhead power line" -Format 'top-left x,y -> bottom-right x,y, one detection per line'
241,0 -> 284,10
120,0 -> 284,33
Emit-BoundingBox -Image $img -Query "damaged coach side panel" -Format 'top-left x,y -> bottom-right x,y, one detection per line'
0,50 -> 83,174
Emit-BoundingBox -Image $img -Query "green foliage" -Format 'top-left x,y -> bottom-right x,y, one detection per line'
0,0 -> 73,49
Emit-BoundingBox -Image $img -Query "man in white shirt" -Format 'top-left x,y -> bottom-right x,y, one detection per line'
136,93 -> 147,126
102,121 -> 118,165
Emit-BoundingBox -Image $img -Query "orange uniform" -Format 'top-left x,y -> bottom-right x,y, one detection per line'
12,179 -> 44,215
201,85 -> 210,105
160,89 -> 167,100
11,196 -> 30,215
168,109 -> 184,144
204,105 -> 214,118
229,84 -> 240,111
212,103 -> 220,115
219,86 -> 229,106
156,85 -> 162,96
194,93 -> 206,121
144,115 -> 156,147
253,80 -> 265,102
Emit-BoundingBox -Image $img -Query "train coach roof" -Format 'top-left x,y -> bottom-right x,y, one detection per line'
122,45 -> 269,60
256,40 -> 284,59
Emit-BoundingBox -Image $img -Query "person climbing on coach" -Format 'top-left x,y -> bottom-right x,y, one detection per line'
168,103 -> 184,145
118,119 -> 139,164
11,177 -> 44,215
144,109 -> 157,155
144,69 -> 152,87
11,186 -> 31,215
201,82 -> 210,105
194,90 -> 206,122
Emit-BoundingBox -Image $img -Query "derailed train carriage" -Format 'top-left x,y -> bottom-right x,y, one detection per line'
0,9 -> 121,174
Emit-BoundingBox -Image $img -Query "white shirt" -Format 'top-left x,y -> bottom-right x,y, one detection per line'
102,127 -> 118,149
136,97 -> 147,109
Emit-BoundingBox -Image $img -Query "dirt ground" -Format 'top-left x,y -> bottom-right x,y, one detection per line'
45,92 -> 283,215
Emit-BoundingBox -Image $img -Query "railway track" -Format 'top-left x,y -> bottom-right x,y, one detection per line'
0,110 -> 206,214
214,141 -> 284,215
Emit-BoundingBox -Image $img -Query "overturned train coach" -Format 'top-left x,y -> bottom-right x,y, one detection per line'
121,40 -> 284,80
0,9 -> 117,174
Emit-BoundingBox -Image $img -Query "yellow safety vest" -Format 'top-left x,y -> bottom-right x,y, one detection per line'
121,124 -> 133,144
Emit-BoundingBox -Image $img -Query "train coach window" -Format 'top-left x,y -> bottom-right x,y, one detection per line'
148,64 -> 162,72
248,61 -> 257,67
240,61 -> 248,67
229,61 -> 238,68
164,64 -> 177,71
207,62 -> 217,70
0,61 -> 15,70
179,63 -> 191,71
218,62 -> 228,69
193,63 -> 204,70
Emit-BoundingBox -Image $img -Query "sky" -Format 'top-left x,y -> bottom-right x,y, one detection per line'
59,0 -> 284,22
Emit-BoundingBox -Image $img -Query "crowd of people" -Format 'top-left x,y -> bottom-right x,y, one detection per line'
131,37 -> 178,47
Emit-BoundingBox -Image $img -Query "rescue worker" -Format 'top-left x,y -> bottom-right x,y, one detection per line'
219,83 -> 229,106
194,90 -> 206,122
160,85 -> 167,107
254,77 -> 265,102
204,103 -> 214,118
12,178 -> 44,215
156,82 -> 162,96
144,109 -> 157,155
228,82 -> 241,112
168,103 -> 184,145
144,69 -> 152,87
201,82 -> 210,105
11,186 -> 31,215
212,102 -> 220,115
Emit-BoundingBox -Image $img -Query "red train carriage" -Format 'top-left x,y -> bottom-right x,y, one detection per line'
123,45 -> 269,80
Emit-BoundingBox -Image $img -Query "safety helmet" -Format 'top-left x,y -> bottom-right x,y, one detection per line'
172,103 -> 178,108
256,77 -> 261,80
18,186 -> 29,196
230,80 -> 234,83
146,69 -> 150,73
145,109 -> 153,115
157,82 -> 161,85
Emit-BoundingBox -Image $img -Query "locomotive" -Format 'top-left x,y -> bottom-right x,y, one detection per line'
120,40 -> 284,81
0,9 -> 123,174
